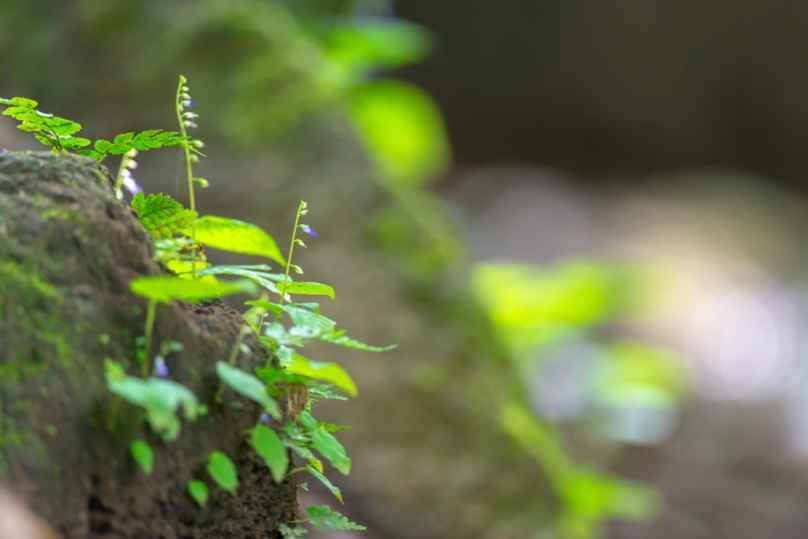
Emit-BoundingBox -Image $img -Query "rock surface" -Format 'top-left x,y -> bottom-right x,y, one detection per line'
0,151 -> 296,538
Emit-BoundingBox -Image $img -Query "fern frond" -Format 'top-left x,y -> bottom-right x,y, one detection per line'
132,192 -> 198,238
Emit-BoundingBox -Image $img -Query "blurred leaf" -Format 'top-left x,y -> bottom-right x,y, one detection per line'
305,465 -> 343,503
187,480 -> 209,507
216,362 -> 282,419
325,20 -> 432,75
130,440 -> 153,475
349,81 -> 450,186
107,376 -> 198,441
559,470 -> 661,521
311,428 -> 351,475
207,451 -> 239,495
130,276 -> 257,304
306,505 -> 366,531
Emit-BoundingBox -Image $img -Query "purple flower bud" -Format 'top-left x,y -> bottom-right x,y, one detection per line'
183,100 -> 196,107
122,174 -> 142,195
299,224 -> 318,237
154,357 -> 169,378
185,121 -> 198,129
260,413 -> 272,425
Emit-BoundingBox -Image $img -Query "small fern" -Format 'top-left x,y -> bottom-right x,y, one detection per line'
132,192 -> 198,238
78,129 -> 194,162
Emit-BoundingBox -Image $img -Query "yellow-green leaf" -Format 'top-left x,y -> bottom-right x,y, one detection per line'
188,215 -> 285,265
286,354 -> 357,396
130,276 -> 257,304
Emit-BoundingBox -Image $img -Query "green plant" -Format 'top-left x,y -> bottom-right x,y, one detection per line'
0,77 -> 389,535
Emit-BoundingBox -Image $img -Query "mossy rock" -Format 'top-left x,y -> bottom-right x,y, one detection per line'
0,151 -> 296,538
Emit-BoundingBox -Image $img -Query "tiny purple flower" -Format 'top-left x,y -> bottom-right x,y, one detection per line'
260,413 -> 272,425
300,224 -> 318,237
183,100 -> 197,107
122,171 -> 142,195
154,357 -> 169,378
185,121 -> 198,129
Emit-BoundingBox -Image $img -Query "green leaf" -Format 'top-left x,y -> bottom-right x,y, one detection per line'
188,216 -> 285,265
1,97 -> 37,107
284,305 -> 336,338
132,192 -> 199,238
282,282 -> 335,299
311,429 -> 351,475
130,440 -> 154,475
187,480 -> 209,508
250,425 -> 289,483
559,471 -> 661,520
107,376 -> 198,441
278,523 -> 308,538
49,118 -> 82,137
325,20 -> 432,69
318,330 -> 396,352
305,466 -> 343,503
286,354 -> 357,396
216,362 -> 281,419
196,265 -> 287,296
94,139 -> 113,152
306,505 -> 366,531
349,81 -> 450,186
130,276 -> 257,304
58,136 -> 91,149
207,451 -> 239,495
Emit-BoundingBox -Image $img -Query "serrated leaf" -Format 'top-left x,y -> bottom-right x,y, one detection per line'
114,132 -> 134,144
60,137 -> 91,149
187,480 -> 208,507
132,192 -> 199,238
306,505 -> 366,531
216,362 -> 281,419
282,282 -> 335,299
207,451 -> 238,495
188,216 -> 285,265
76,149 -> 104,161
130,276 -> 257,304
49,118 -> 82,136
130,440 -> 154,475
285,353 -> 357,396
251,425 -> 289,483
318,330 -> 396,352
94,139 -> 113,152
305,466 -> 343,503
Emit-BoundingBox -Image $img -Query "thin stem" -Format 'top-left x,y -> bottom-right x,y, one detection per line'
142,299 -> 157,377
215,325 -> 251,403
175,78 -> 195,213
273,201 -> 305,323
113,154 -> 127,199
107,395 -> 122,432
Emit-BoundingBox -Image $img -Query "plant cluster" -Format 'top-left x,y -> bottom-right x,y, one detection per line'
1,76 -> 394,537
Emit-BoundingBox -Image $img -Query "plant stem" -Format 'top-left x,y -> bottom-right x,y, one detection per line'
113,154 -> 127,200
274,201 -> 304,322
142,299 -> 157,377
215,326 -> 251,403
175,77 -> 195,213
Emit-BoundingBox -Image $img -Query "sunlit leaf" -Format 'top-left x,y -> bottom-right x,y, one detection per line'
188,216 -> 285,264
130,276 -> 257,304
349,81 -> 450,186
559,470 -> 661,521
318,330 -> 396,352
286,354 -> 356,396
282,282 -> 335,299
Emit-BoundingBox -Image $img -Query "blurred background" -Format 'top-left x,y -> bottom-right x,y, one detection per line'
3,1 -> 808,538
